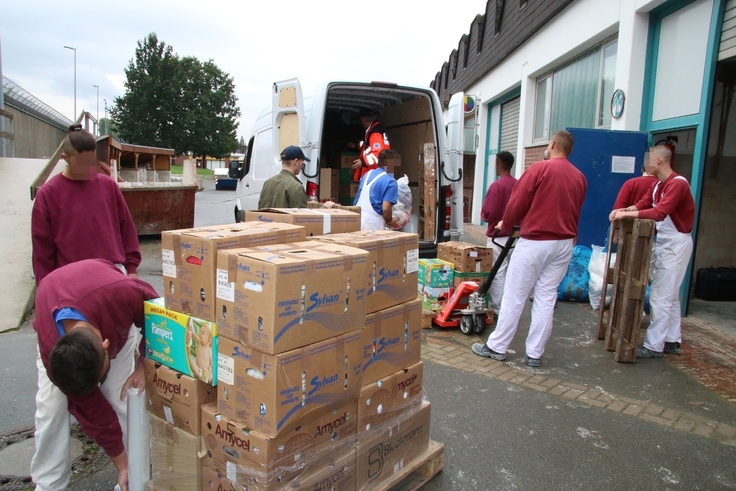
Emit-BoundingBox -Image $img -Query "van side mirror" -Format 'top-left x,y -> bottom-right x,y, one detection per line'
228,160 -> 241,179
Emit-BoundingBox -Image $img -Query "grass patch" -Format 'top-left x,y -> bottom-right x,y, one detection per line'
170,165 -> 214,176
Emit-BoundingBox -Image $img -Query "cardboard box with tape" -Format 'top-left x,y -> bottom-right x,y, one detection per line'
216,331 -> 363,437
437,240 -> 494,273
144,298 -> 219,385
162,222 -> 306,321
200,401 -> 356,489
308,230 -> 419,314
244,208 -> 360,237
358,362 -> 424,433
144,358 -> 217,435
215,241 -> 368,354
149,414 -> 203,491
356,400 -> 431,491
361,299 -> 422,384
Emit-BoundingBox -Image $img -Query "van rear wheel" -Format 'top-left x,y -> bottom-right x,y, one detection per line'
235,207 -> 245,223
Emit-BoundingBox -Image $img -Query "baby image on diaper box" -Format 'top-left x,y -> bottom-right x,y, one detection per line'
144,298 -> 218,385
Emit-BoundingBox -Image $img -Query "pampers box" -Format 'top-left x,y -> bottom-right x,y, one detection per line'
144,298 -> 219,385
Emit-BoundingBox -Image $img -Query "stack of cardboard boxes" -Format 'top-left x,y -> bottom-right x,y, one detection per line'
143,217 -> 436,490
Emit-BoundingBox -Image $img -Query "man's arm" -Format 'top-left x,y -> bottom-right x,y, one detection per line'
31,195 -> 57,285
114,185 -> 141,276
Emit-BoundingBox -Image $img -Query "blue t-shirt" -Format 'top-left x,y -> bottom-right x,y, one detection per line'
354,169 -> 398,215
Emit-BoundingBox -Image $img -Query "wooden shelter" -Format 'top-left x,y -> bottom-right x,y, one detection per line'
96,135 -> 174,172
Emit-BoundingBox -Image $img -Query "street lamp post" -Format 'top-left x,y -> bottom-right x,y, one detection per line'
93,84 -> 99,135
103,99 -> 107,134
63,45 -> 77,121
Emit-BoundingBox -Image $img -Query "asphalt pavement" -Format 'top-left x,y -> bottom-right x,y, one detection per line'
2,180 -> 735,490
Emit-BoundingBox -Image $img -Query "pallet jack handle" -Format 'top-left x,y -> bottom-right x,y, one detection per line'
476,226 -> 521,298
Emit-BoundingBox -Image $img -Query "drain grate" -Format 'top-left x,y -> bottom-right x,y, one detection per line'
0,424 -> 108,490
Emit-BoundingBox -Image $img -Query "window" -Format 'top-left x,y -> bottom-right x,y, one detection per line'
598,41 -> 618,127
533,76 -> 551,141
533,39 -> 618,141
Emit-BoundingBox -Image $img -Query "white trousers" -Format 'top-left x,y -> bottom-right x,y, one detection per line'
486,238 -> 573,359
643,235 -> 693,352
31,325 -> 136,491
486,235 -> 511,311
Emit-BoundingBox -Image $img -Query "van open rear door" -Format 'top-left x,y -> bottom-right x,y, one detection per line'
442,92 -> 465,242
272,78 -> 307,163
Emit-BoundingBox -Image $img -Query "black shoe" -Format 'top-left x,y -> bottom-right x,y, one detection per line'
472,343 -> 506,361
663,342 -> 682,355
636,346 -> 664,358
526,357 -> 541,368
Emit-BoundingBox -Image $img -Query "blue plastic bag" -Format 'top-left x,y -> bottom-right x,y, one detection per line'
558,245 -> 592,301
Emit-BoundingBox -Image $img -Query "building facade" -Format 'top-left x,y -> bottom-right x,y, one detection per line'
432,0 -> 736,305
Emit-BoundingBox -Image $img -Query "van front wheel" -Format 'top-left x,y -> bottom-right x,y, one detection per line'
235,207 -> 245,223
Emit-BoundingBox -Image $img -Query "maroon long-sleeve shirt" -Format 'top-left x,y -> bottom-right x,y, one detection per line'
633,172 -> 695,233
32,173 -> 141,285
33,259 -> 159,458
612,175 -> 658,209
502,157 -> 587,240
481,175 -> 517,237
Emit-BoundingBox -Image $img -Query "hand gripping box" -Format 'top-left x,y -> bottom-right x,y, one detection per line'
144,298 -> 219,385
437,240 -> 494,273
215,241 -> 368,354
244,208 -> 360,237
149,414 -> 203,491
361,299 -> 422,385
358,362 -> 424,433
162,222 -> 306,322
200,401 -> 356,489
216,331 -> 363,437
144,358 -> 217,435
356,400 -> 431,491
308,230 -> 419,314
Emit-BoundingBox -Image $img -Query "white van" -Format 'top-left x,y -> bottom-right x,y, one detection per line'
233,79 -> 465,257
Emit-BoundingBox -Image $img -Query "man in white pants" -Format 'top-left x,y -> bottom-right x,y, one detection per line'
609,145 -> 695,358
480,151 -> 517,311
32,259 -> 158,491
472,131 -> 587,367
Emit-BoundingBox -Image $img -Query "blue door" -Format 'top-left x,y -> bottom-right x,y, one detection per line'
567,128 -> 649,247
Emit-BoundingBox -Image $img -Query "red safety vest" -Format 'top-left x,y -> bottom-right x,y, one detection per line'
353,121 -> 390,181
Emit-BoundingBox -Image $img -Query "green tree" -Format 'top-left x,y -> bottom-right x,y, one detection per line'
111,33 -> 240,159
97,118 -> 120,139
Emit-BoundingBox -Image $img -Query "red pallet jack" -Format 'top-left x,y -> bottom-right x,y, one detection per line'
433,226 -> 520,335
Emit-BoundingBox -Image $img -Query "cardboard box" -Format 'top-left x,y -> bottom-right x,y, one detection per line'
306,201 -> 362,215
144,298 -> 219,385
244,208 -> 360,237
215,241 -> 368,354
420,285 -> 452,312
356,401 -> 431,491
203,451 -> 356,491
144,358 -> 217,435
338,183 -> 360,199
162,222 -> 306,321
149,414 -> 203,491
361,300 -> 422,384
438,241 -> 494,273
339,167 -> 354,183
201,402 -> 356,488
418,258 -> 454,288
216,332 -> 363,437
319,168 -> 339,201
358,362 -> 424,433
308,230 -> 420,314
453,271 -> 490,288
339,152 -> 359,168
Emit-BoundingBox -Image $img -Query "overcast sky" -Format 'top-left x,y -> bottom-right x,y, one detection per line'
1,0 -> 483,139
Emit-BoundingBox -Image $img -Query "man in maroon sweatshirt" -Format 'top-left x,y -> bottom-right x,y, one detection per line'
472,130 -> 587,367
32,259 -> 158,491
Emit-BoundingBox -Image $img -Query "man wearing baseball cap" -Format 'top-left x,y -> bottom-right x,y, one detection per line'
258,145 -> 309,208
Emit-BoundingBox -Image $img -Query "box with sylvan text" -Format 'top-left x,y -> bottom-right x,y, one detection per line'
308,230 -> 419,313
216,332 -> 363,437
215,241 -> 368,354
161,222 -> 305,322
244,208 -> 360,237
361,299 -> 422,385
144,298 -> 218,385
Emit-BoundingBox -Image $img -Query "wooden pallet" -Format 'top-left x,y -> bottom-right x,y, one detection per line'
597,218 -> 654,363
378,440 -> 445,491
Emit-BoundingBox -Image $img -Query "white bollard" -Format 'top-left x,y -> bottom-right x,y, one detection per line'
126,387 -> 150,491
182,159 -> 195,186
